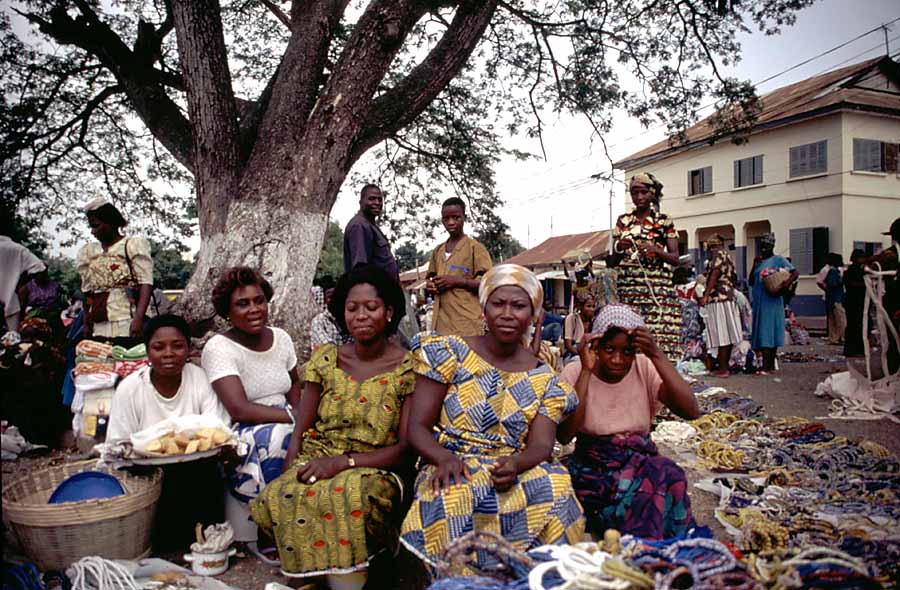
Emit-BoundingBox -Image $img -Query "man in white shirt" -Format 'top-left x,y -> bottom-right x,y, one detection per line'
0,235 -> 45,331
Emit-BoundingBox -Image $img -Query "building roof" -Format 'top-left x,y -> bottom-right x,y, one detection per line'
505,230 -> 611,268
614,56 -> 900,170
399,262 -> 429,285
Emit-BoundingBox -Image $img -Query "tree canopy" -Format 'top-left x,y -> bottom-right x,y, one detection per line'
2,0 -> 814,350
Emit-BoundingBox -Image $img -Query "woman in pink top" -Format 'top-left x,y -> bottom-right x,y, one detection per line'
559,304 -> 699,539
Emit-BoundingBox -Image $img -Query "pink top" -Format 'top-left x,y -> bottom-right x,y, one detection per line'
560,355 -> 663,436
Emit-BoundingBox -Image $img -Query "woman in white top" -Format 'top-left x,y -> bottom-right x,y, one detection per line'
107,314 -> 227,443
201,267 -> 301,560
108,313 -> 227,550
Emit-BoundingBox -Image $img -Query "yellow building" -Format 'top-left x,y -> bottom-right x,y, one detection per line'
614,56 -> 900,316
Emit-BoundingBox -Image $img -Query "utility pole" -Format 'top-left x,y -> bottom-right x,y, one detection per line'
884,24 -> 890,56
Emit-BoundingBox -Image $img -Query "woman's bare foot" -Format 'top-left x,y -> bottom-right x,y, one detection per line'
712,370 -> 730,378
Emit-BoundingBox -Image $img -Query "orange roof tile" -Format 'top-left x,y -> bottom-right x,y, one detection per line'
505,230 -> 611,267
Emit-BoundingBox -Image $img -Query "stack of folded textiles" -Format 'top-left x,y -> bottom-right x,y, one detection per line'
72,340 -> 118,438
112,343 -> 149,378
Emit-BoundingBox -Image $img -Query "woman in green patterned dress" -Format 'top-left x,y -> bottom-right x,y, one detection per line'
250,267 -> 414,590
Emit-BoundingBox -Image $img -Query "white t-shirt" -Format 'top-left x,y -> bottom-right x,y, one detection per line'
106,364 -> 229,443
201,327 -> 298,407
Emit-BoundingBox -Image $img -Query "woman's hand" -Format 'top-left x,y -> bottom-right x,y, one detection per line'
630,327 -> 661,360
636,240 -> 662,257
578,333 -> 600,373
490,455 -> 519,492
296,456 -> 348,484
129,316 -> 144,338
429,454 -> 471,494
698,294 -> 709,306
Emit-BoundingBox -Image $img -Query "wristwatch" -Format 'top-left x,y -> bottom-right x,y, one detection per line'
346,453 -> 356,468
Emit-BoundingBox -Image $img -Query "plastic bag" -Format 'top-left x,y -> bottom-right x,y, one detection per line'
131,414 -> 235,456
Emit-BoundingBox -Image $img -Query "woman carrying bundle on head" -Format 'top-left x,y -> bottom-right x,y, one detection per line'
605,173 -> 683,363
559,304 -> 699,540
400,264 -> 584,574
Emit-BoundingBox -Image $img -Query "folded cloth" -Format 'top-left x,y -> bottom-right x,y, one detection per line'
74,371 -> 119,392
76,340 -> 113,359
74,361 -> 116,376
75,354 -> 115,365
113,359 -> 149,378
111,344 -> 147,361
83,388 -> 115,416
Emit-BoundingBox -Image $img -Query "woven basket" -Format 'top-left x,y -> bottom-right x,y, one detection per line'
2,460 -> 163,571
763,269 -> 791,296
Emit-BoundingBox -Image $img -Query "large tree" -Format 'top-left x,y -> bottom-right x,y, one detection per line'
4,0 -> 812,351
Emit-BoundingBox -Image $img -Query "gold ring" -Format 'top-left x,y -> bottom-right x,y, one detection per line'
308,476 -> 317,483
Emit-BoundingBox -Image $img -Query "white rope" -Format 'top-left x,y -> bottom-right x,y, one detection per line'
67,557 -> 141,590
527,545 -> 630,590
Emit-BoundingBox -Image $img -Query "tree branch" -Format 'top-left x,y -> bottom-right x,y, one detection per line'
353,0 -> 499,162
20,2 -> 194,171
260,0 -> 292,30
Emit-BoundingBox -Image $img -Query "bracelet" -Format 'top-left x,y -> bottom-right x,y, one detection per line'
285,404 -> 296,425
345,453 -> 356,468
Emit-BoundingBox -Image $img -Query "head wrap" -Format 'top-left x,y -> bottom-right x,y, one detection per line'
479,264 -> 543,344
760,233 -> 776,248
627,172 -> 663,204
706,235 -> 723,248
82,197 -> 111,212
590,304 -> 645,338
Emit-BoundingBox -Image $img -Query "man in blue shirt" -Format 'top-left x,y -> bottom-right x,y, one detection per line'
343,184 -> 399,281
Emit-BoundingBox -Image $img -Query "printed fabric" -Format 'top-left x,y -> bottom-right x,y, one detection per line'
76,237 -> 153,337
400,333 -> 584,571
428,235 -> 492,337
704,249 -> 736,303
251,344 -> 414,577
613,209 -> 677,270
568,433 -> 694,540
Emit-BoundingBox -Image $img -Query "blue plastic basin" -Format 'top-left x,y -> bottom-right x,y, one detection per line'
48,471 -> 126,504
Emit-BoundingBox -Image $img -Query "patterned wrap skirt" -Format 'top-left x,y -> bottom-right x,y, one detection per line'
616,264 -> 682,362
567,433 -> 693,540
251,463 -> 403,577
231,419 -> 293,504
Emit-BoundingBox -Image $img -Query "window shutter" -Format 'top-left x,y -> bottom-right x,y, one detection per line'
886,143 -> 899,173
813,140 -> 827,174
790,145 -> 803,178
753,155 -> 764,184
734,160 -> 740,188
789,228 -> 814,275
853,138 -> 864,170
702,166 -> 712,193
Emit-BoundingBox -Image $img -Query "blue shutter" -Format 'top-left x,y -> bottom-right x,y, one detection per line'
789,228 -> 814,275
753,155 -> 764,184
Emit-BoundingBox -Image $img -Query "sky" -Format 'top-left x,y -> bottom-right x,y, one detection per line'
324,0 -> 900,254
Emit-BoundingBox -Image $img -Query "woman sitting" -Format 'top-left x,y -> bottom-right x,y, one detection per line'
107,313 -> 228,550
201,267 -> 301,559
559,304 -> 699,540
107,314 -> 228,443
251,267 -> 413,590
401,264 -> 584,573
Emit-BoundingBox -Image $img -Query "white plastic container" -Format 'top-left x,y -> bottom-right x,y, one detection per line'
183,548 -> 236,576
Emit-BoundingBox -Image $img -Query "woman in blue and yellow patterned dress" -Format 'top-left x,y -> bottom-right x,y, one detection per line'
250,267 -> 414,590
401,264 -> 584,572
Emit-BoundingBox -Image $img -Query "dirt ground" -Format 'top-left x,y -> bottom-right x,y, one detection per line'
3,337 -> 897,590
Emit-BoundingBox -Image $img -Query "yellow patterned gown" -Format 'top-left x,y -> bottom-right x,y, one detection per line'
400,333 -> 585,570
250,344 -> 414,577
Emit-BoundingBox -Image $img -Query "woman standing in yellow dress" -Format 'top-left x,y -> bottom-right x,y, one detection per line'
251,267 -> 414,590
400,264 -> 584,573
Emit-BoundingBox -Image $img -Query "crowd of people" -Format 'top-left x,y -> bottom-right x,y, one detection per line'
1,179 -> 897,590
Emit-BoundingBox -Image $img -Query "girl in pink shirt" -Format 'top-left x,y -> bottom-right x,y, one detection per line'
559,304 -> 699,539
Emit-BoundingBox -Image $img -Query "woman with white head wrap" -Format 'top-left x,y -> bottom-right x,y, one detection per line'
558,304 -> 699,540
400,264 -> 584,574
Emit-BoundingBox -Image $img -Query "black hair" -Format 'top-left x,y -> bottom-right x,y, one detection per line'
328,266 -> 406,337
672,266 -> 693,286
850,249 -> 866,262
315,275 -> 336,291
87,203 -> 128,229
359,183 -> 381,199
826,252 -> 843,267
211,267 -> 275,318
597,326 -> 628,346
143,314 -> 191,346
441,197 -> 466,213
